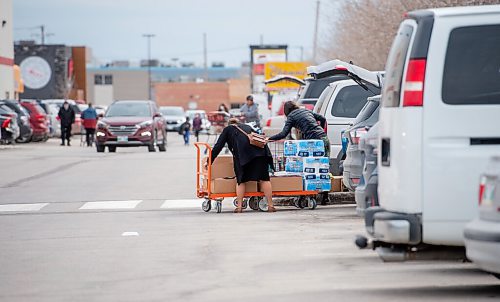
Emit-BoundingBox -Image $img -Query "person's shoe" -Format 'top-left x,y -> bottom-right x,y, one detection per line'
67,142 -> 71,146
268,206 -> 277,213
234,208 -> 243,213
60,143 -> 65,146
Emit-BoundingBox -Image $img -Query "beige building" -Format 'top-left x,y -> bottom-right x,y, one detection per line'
86,68 -> 148,106
0,0 -> 14,99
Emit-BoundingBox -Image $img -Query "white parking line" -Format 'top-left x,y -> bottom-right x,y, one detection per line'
79,200 -> 142,210
0,203 -> 49,212
161,199 -> 203,209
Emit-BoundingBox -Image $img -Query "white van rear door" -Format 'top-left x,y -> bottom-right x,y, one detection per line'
422,16 -> 500,244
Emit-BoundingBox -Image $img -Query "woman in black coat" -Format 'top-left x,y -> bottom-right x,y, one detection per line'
209,118 -> 276,213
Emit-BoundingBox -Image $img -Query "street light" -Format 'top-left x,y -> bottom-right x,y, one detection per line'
142,34 -> 155,100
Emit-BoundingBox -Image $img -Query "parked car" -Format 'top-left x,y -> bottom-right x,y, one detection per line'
312,61 -> 382,175
358,5 -> 500,261
20,100 -> 49,142
464,156 -> 500,279
40,99 -> 82,135
343,95 -> 381,191
95,100 -> 167,153
38,101 -> 61,138
186,110 -> 211,133
1,100 -> 33,143
0,104 -> 20,144
355,123 -> 379,216
160,106 -> 185,132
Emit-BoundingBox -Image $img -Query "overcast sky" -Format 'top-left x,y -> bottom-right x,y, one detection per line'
13,0 -> 334,66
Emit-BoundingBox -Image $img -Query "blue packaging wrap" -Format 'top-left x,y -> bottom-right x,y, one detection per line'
303,174 -> 331,191
303,157 -> 330,174
284,140 -> 325,157
285,157 -> 304,173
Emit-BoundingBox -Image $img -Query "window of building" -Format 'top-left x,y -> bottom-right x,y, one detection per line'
104,75 -> 113,85
94,75 -> 103,85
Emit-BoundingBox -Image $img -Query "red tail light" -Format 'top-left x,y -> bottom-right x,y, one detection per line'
56,116 -> 60,121
35,114 -> 46,123
350,128 -> 368,145
479,176 -> 487,205
1,118 -> 11,128
266,118 -> 271,127
403,58 -> 426,107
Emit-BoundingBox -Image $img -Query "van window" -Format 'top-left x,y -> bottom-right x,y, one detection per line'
442,25 -> 500,105
331,85 -> 376,118
353,99 -> 380,125
382,24 -> 414,107
300,76 -> 347,100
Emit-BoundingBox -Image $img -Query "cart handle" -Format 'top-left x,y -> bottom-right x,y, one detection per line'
194,143 -> 213,198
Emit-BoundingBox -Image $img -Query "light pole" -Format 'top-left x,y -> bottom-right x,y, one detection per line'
142,34 -> 155,100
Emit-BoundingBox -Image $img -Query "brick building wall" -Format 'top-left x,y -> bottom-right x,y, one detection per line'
155,79 -> 250,112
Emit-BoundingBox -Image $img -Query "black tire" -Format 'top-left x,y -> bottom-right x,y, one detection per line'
158,133 -> 166,152
108,146 -> 116,153
308,197 -> 317,210
96,144 -> 105,153
297,196 -> 306,209
202,199 -> 211,212
249,197 -> 259,210
258,197 -> 268,212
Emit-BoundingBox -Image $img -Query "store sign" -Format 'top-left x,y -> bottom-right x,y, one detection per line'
264,62 -> 308,90
19,56 -> 52,90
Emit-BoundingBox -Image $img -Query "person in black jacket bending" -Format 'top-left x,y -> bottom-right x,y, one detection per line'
268,101 -> 330,157
58,101 -> 75,146
208,118 -> 276,213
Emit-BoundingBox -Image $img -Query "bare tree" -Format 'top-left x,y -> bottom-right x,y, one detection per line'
319,0 -> 500,70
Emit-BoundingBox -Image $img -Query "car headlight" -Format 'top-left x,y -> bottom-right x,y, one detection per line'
137,120 -> 153,128
97,121 -> 109,129
177,119 -> 184,124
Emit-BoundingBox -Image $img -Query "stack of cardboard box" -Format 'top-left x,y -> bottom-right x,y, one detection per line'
203,155 -> 258,194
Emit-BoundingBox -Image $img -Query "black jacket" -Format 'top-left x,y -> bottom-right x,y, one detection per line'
211,123 -> 273,168
269,108 -> 326,141
58,106 -> 75,127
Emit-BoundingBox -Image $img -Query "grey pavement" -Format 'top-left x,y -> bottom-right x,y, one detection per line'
0,134 -> 499,302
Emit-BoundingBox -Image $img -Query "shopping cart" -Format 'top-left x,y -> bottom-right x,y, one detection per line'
194,141 -> 321,213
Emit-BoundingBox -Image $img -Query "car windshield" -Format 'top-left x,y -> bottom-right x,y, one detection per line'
331,85 -> 378,118
353,99 -> 380,125
161,108 -> 184,116
106,102 -> 151,117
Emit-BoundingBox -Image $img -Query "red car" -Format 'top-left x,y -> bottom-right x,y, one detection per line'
20,100 -> 49,142
95,100 -> 167,153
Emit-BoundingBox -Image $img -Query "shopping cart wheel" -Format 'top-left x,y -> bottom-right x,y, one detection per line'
249,197 -> 259,211
297,196 -> 306,209
293,198 -> 301,208
307,197 -> 317,210
216,200 -> 222,213
258,197 -> 268,212
232,198 -> 248,209
202,199 -> 211,212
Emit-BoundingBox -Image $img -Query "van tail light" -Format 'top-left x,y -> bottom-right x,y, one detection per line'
1,118 -> 11,128
403,58 -> 426,107
266,118 -> 271,127
479,176 -> 487,205
350,128 -> 368,145
56,116 -> 60,121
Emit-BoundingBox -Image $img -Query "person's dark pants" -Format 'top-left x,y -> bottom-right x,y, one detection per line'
194,130 -> 200,142
85,128 -> 95,146
61,125 -> 72,145
183,131 -> 190,145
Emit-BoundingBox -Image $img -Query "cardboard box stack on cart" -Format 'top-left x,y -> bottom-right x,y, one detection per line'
203,155 -> 258,193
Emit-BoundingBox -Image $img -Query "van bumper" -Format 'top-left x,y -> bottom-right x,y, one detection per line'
365,207 -> 422,245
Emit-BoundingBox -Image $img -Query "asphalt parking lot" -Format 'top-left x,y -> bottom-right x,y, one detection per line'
0,134 -> 499,302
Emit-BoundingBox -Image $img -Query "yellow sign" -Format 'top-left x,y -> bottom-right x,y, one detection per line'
265,62 -> 308,90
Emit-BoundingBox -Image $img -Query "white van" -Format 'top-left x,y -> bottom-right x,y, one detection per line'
359,6 -> 500,259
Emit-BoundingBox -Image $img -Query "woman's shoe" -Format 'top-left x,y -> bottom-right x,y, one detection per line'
268,206 -> 276,213
234,208 -> 243,213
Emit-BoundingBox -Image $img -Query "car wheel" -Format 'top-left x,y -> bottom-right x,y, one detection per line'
96,144 -> 105,153
108,146 -> 116,153
158,131 -> 166,152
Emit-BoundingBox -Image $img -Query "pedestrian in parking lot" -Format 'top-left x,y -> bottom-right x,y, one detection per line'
269,101 -> 330,205
218,103 -> 229,113
81,103 -> 98,147
192,113 -> 202,142
58,101 -> 75,146
180,117 -> 191,146
207,118 -> 276,213
240,95 -> 260,125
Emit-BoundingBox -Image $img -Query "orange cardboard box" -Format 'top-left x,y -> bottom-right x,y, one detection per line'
260,176 -> 303,192
331,176 -> 343,192
203,155 -> 235,179
203,177 -> 258,194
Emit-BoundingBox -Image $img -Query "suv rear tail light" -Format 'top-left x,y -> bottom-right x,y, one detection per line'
266,118 -> 271,127
1,118 -> 11,128
403,58 -> 427,107
479,175 -> 487,205
350,128 -> 368,145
